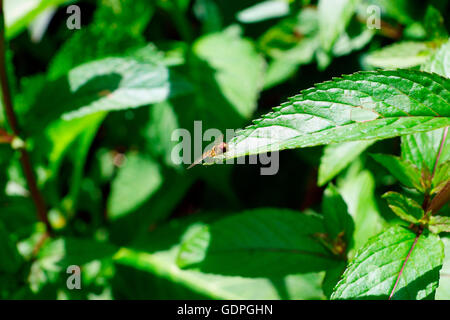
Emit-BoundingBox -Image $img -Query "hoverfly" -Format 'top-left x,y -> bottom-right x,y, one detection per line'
187,138 -> 228,169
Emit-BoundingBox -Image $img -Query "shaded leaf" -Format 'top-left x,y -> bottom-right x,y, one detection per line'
0,221 -> 22,273
337,160 -> 384,252
371,154 -> 423,191
318,140 -> 375,186
114,215 -> 326,299
322,184 -> 354,247
48,0 -> 154,79
176,208 -> 341,277
25,56 -> 190,135
107,153 -> 162,220
318,0 -> 359,52
193,27 -> 265,119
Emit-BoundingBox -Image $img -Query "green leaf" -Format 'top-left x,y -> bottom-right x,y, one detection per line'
109,170 -> 193,245
436,237 -> 450,299
318,140 -> 375,186
318,0 -> 359,52
107,153 -> 162,220
337,161 -> 384,252
332,226 -> 444,300
143,101 -> 181,168
0,196 -> 36,238
176,208 -> 341,277
429,216 -> 450,234
371,154 -> 423,191
433,160 -> 450,193
260,7 -> 319,62
193,0 -> 222,34
401,127 -> 449,173
114,215 -> 326,299
38,237 -> 117,270
363,0 -> 424,25
0,221 -> 22,273
331,18 -> 374,57
236,0 -> 289,24
263,59 -> 300,89
423,5 -> 448,40
259,7 -> 319,87
172,27 -> 265,135
4,0 -> 68,38
364,42 -> 438,69
48,0 -> 154,79
322,184 -> 354,246
192,27 -> 265,120
382,191 -> 425,224
222,70 -> 450,161
25,56 -> 189,135
422,39 -> 450,77
322,261 -> 347,299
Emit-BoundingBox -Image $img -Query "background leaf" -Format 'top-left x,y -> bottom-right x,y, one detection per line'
177,208 -> 341,277
107,153 -> 162,220
318,140 -> 375,186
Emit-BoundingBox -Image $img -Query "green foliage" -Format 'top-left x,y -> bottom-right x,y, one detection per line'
107,153 -> 162,220
382,192 -> 424,223
223,70 -> 450,160
177,208 -> 342,277
371,154 -> 424,191
0,0 -> 449,301
332,226 -> 444,300
318,140 -> 374,186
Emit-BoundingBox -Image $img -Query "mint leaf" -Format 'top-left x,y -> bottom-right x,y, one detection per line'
382,192 -> 425,224
24,56 -> 189,135
318,0 -> 359,53
401,127 -> 450,173
337,162 -> 384,252
322,184 -> 354,247
436,237 -> 450,299
114,217 -> 326,299
4,0 -> 68,38
107,153 -> 163,220
429,216 -> 450,234
177,208 -> 341,277
332,226 -> 444,300
236,0 -> 289,24
48,0 -> 153,79
318,140 -> 374,186
223,70 -> 450,160
371,154 -> 423,191
0,222 -> 22,273
193,28 -> 265,120
422,39 -> 450,77
260,7 -> 319,88
433,161 -> 450,193
364,41 -> 439,69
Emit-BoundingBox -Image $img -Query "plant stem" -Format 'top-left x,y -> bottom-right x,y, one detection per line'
0,1 -> 52,233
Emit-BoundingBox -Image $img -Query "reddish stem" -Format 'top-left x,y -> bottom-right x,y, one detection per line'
0,1 -> 52,233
